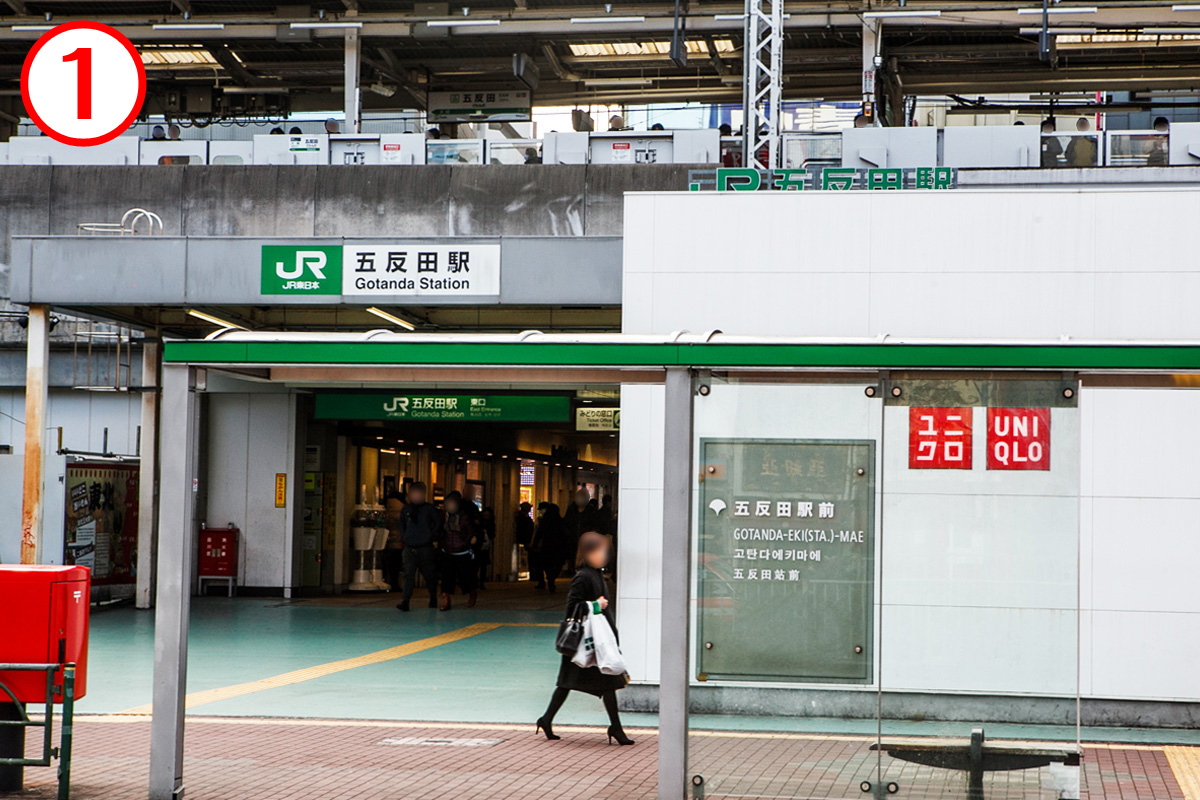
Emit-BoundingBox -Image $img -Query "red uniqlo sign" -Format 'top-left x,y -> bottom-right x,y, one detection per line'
987,408 -> 1050,470
909,407 -> 973,469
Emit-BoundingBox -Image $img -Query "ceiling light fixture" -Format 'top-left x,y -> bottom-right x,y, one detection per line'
862,9 -> 941,18
365,307 -> 416,330
153,23 -> 226,29
290,21 -> 363,28
426,19 -> 500,26
1017,5 -> 1097,12
571,15 -> 646,23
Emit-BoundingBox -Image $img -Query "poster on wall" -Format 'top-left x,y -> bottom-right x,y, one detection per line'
64,461 -> 139,585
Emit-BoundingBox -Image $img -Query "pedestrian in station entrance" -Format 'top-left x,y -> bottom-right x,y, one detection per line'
437,491 -> 478,611
536,530 -> 633,746
395,481 -> 440,612
476,506 -> 496,589
530,502 -> 565,592
563,490 -> 599,576
382,491 -> 406,593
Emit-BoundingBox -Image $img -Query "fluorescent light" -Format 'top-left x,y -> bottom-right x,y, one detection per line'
862,10 -> 942,18
713,13 -> 744,19
1019,26 -> 1096,34
426,19 -> 500,26
187,309 -> 246,330
290,21 -> 363,29
153,23 -> 226,29
571,15 -> 646,23
583,78 -> 653,86
1017,5 -> 1097,13
365,307 -> 416,330
1142,27 -> 1200,33
11,25 -> 53,30
1173,4 -> 1200,10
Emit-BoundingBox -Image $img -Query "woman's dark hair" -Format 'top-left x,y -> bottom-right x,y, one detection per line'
575,530 -> 610,568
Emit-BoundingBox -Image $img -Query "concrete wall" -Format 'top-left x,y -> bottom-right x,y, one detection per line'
205,391 -> 301,593
617,188 -> 1200,719
0,164 -> 698,266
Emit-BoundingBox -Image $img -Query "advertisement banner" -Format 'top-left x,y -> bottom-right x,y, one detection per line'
64,461 -> 138,584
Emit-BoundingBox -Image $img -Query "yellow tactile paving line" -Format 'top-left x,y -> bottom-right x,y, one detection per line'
118,622 -> 509,714
1165,746 -> 1200,800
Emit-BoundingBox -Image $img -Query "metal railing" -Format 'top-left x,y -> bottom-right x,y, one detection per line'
0,663 -> 77,800
76,208 -> 164,236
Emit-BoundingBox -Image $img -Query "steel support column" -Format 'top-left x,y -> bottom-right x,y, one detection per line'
862,18 -> 880,122
20,304 -> 50,564
741,0 -> 783,171
344,28 -> 362,135
658,367 -> 694,800
136,341 -> 160,609
149,364 -> 197,800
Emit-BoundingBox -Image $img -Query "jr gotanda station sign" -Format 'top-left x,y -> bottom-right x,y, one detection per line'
261,243 -> 501,297
690,166 -> 958,192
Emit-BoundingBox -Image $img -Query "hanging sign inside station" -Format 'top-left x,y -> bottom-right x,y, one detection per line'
908,407 -> 973,470
427,89 -> 532,123
260,243 -> 501,298
987,408 -> 1050,471
575,407 -> 620,431
314,393 -> 571,423
688,166 -> 957,192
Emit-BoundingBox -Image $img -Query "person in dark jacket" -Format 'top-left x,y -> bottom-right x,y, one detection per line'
562,490 -> 600,575
475,506 -> 496,589
536,530 -> 633,745
530,502 -> 566,592
395,481 -> 440,612
437,491 -> 478,611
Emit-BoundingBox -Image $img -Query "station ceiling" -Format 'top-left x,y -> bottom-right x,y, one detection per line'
3,2 -> 1200,113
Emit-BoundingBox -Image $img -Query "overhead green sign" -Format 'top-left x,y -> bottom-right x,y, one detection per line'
314,393 -> 571,422
261,245 -> 342,295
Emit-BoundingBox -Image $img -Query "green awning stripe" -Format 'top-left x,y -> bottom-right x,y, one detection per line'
162,340 -> 1200,371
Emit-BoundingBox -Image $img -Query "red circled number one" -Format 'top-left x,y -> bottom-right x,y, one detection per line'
62,47 -> 93,120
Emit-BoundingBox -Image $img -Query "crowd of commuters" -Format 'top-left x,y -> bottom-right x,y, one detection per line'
382,481 -> 615,611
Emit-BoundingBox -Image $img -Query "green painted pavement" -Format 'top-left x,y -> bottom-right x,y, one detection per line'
77,598 -> 1200,745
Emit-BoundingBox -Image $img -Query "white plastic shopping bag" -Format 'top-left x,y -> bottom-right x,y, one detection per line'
589,609 -> 628,676
571,612 -> 596,668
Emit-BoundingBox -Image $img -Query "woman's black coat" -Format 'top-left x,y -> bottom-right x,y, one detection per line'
556,564 -> 626,696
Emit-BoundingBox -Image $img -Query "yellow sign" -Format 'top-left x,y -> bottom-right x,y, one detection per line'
275,473 -> 287,508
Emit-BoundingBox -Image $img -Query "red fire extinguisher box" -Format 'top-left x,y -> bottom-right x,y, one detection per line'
0,565 -> 90,703
198,528 -> 238,577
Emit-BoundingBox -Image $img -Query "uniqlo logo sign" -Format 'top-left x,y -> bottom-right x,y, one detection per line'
987,408 -> 1050,471
909,407 -> 973,469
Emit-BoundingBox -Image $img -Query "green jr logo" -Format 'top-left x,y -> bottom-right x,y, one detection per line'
261,245 -> 342,295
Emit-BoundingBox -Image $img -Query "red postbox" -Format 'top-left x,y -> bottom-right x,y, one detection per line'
0,565 -> 90,703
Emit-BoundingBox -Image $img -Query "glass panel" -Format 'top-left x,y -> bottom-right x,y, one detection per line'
211,155 -> 245,165
688,378 -> 883,800
1041,133 -> 1100,168
486,139 -> 542,164
875,376 -> 1080,800
782,133 -> 842,170
426,139 -> 483,164
157,154 -> 202,165
1108,131 -> 1169,167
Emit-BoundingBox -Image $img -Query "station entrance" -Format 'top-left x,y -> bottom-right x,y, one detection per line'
295,386 -> 620,605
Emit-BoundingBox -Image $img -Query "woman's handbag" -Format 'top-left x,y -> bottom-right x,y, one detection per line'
555,604 -> 587,655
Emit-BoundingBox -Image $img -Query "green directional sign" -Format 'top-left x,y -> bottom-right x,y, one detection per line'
261,245 -> 342,295
314,393 -> 571,423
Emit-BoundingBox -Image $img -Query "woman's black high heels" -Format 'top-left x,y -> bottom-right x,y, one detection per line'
535,717 -> 561,740
607,725 -> 635,746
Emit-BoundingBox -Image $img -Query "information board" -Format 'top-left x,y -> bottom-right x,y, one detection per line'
697,439 -> 875,683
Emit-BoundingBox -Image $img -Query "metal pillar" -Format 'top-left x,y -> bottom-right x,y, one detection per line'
344,29 -> 362,135
659,368 -> 694,800
861,19 -> 880,122
136,341 -> 160,609
20,304 -> 50,565
740,0 -> 783,171
149,364 -> 197,800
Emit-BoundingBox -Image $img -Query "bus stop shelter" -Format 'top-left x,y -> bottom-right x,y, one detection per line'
148,330 -> 1200,800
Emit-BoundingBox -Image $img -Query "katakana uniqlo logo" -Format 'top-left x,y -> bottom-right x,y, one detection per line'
909,407 -> 973,470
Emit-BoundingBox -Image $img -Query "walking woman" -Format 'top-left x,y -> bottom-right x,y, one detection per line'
536,530 -> 634,746
437,491 -> 478,611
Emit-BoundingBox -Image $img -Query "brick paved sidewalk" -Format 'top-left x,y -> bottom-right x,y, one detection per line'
7,716 -> 1194,800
